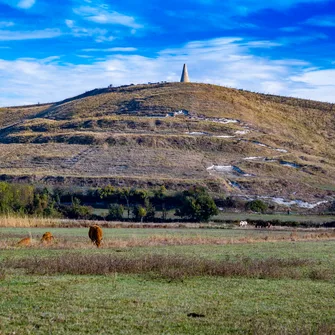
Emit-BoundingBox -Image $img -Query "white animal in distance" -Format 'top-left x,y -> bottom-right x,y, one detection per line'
239,220 -> 248,227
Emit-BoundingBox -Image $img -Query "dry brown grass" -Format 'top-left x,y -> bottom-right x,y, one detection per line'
1,229 -> 334,250
5,253 -> 318,280
0,216 -> 60,228
0,104 -> 51,128
102,231 -> 335,248
1,83 -> 335,198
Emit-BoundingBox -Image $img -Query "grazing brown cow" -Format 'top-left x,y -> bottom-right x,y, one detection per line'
17,237 -> 32,246
41,232 -> 54,244
89,225 -> 103,248
255,222 -> 271,228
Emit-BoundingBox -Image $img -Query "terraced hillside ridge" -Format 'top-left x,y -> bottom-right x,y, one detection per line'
0,82 -> 334,206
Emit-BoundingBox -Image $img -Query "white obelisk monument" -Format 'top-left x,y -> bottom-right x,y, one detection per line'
180,64 -> 190,83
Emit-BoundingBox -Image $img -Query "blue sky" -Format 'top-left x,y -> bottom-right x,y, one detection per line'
0,0 -> 335,106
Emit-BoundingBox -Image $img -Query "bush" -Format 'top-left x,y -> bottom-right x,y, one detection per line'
59,197 -> 93,219
106,204 -> 124,221
245,200 -> 268,213
133,205 -> 147,222
175,186 -> 218,222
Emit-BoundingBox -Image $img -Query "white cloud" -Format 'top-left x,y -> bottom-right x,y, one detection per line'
0,37 -> 334,107
64,19 -> 114,42
221,0 -> 329,15
73,5 -> 143,29
279,26 -> 301,32
17,0 -> 35,9
0,21 -> 15,28
0,0 -> 35,9
277,33 -> 328,45
82,47 -> 137,52
0,29 -> 61,41
242,40 -> 282,48
65,20 -> 75,29
304,15 -> 335,27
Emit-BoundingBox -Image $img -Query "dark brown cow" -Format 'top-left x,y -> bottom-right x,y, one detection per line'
255,222 -> 271,228
89,225 -> 103,247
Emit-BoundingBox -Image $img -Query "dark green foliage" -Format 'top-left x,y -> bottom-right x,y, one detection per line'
144,198 -> 155,221
31,192 -> 59,217
175,186 -> 218,222
107,204 -> 124,221
246,200 -> 268,213
59,197 -> 93,219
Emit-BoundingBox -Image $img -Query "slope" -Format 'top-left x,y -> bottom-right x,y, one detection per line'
0,82 -> 334,205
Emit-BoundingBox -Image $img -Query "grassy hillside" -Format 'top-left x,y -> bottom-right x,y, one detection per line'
0,82 -> 334,204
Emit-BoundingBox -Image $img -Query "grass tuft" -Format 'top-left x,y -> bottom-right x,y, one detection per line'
5,253 -> 322,281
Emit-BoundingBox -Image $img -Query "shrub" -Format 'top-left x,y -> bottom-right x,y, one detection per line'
59,197 -> 93,219
133,205 -> 147,222
245,200 -> 268,213
175,186 -> 218,222
107,204 -> 124,221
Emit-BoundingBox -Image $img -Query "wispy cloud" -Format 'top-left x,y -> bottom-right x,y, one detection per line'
0,29 -> 61,41
0,0 -> 35,9
17,0 -> 35,9
304,15 -> 335,27
279,26 -> 301,32
82,47 -> 137,52
242,41 -> 282,48
205,0 -> 330,15
65,20 -> 114,42
73,4 -> 143,29
277,33 -> 328,45
2,37 -> 332,107
0,21 -> 15,28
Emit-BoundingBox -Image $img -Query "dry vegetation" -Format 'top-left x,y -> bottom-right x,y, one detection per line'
0,216 -> 60,228
1,224 -> 334,249
0,104 -> 51,128
0,83 -> 334,200
5,253 -> 324,281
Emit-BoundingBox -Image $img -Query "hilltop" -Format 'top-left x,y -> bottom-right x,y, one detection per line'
0,82 -> 334,208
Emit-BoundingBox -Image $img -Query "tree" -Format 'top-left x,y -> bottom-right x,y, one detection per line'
98,185 -> 115,199
133,205 -> 147,222
60,197 -> 93,219
245,200 -> 268,213
120,188 -> 135,219
107,204 -> 124,221
144,198 -> 155,221
175,187 -> 218,222
0,182 -> 35,214
154,185 -> 167,220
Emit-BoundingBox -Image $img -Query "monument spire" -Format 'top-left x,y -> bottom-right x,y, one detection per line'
180,64 -> 190,83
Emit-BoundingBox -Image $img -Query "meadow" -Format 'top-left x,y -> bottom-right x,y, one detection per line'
0,223 -> 334,334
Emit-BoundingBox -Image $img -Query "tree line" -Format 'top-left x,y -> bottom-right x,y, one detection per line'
0,182 -> 219,222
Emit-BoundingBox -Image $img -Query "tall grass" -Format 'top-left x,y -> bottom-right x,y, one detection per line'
0,215 -> 59,228
6,253 -> 324,280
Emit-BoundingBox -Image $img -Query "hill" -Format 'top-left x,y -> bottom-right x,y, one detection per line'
0,82 -> 334,207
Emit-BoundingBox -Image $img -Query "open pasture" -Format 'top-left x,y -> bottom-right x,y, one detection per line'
0,226 -> 334,334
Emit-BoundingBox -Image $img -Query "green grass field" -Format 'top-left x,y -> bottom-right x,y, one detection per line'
1,227 -> 334,334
